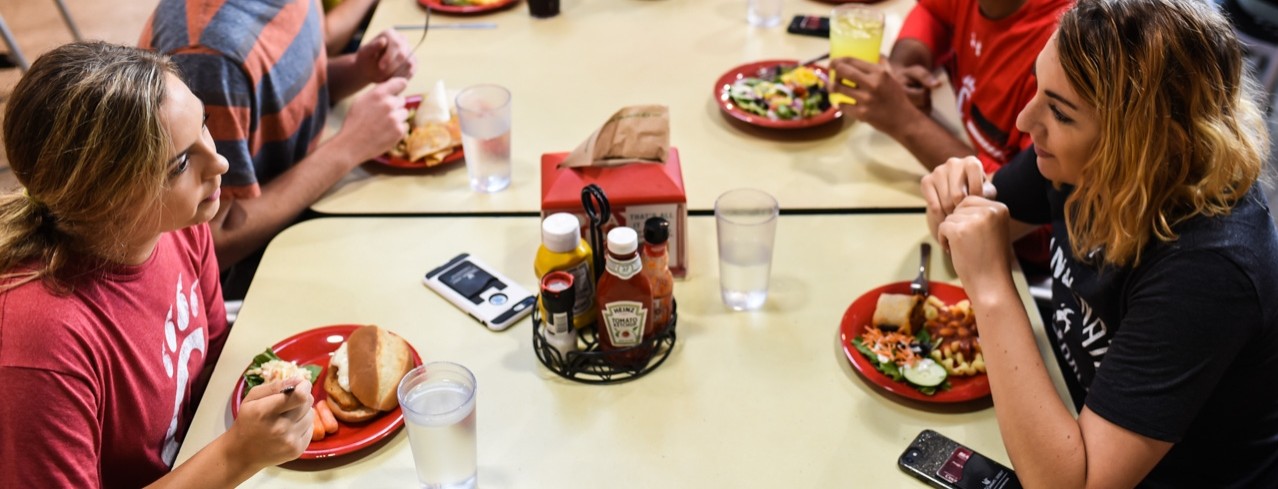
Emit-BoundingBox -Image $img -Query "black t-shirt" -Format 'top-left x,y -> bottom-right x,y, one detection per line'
991,149 -> 1278,487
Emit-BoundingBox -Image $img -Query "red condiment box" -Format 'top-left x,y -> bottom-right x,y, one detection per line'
540,148 -> 688,277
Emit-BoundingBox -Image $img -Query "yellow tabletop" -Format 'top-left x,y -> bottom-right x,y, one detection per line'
177,214 -> 1069,487
312,0 -> 964,215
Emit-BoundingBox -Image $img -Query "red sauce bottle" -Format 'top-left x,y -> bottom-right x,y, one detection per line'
641,217 -> 674,334
594,226 -> 654,366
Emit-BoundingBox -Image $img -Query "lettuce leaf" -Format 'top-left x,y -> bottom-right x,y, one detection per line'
854,336 -> 951,396
243,349 -> 322,391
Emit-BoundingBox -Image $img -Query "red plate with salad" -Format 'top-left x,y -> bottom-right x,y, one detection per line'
715,59 -> 841,129
230,325 -> 423,459
418,0 -> 519,14
839,281 -> 991,403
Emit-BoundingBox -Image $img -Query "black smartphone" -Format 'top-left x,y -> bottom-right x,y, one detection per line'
899,430 -> 1023,489
787,15 -> 829,38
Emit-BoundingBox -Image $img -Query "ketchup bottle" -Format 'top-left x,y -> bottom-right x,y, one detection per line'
594,227 -> 654,366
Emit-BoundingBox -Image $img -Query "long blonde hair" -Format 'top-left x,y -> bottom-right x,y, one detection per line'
1,41 -> 179,292
1056,0 -> 1267,267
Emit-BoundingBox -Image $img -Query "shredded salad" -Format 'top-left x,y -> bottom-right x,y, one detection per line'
728,65 -> 831,120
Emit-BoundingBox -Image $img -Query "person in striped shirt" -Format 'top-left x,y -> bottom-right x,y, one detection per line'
141,0 -> 416,274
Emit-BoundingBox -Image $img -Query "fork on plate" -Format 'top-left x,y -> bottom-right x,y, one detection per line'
910,243 -> 931,297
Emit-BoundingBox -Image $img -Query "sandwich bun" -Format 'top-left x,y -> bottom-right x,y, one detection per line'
322,325 -> 415,423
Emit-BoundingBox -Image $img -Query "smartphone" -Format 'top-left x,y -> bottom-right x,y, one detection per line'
899,430 -> 1023,489
423,253 -> 536,331
787,15 -> 830,38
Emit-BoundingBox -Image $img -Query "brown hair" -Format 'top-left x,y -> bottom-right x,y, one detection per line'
1056,0 -> 1267,267
1,41 -> 180,292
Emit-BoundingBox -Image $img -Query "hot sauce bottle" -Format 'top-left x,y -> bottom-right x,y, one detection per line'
594,226 -> 654,366
641,217 -> 674,334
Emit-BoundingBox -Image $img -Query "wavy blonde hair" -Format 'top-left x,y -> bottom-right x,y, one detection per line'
0,41 -> 179,292
1056,0 -> 1267,267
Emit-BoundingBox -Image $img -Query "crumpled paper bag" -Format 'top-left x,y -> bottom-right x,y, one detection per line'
559,105 -> 669,168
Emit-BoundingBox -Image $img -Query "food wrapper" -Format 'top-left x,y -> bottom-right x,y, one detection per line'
414,80 -> 451,126
559,105 -> 669,169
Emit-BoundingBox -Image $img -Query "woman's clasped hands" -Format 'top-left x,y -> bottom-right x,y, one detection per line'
921,156 -> 1014,295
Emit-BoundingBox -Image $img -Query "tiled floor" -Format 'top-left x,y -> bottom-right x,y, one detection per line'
0,0 -> 158,188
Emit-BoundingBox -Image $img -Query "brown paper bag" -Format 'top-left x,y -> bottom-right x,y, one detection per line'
559,105 -> 669,168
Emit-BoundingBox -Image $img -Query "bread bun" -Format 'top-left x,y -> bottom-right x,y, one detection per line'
347,326 -> 414,412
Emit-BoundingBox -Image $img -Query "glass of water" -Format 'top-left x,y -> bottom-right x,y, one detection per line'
455,85 -> 512,193
715,189 -> 779,311
398,362 -> 478,489
747,0 -> 783,28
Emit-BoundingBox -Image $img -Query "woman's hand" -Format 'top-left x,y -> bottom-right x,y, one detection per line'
936,196 -> 1015,297
920,156 -> 989,247
225,377 -> 316,469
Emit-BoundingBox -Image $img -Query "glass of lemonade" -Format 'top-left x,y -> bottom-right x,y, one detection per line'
398,362 -> 478,489
829,5 -> 886,106
715,189 -> 780,311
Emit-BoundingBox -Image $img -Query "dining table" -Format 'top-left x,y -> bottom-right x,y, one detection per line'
310,0 -> 966,215
175,213 -> 1071,487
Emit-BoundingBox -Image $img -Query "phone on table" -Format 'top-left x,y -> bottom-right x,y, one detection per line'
787,15 -> 830,38
899,430 -> 1022,489
423,253 -> 536,331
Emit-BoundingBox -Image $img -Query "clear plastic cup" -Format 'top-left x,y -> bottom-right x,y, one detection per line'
715,189 -> 779,311
398,362 -> 478,489
455,85 -> 512,193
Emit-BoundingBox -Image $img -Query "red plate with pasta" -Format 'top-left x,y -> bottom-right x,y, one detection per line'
839,281 -> 991,403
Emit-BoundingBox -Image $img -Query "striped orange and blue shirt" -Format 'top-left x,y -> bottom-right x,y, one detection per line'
141,0 -> 329,198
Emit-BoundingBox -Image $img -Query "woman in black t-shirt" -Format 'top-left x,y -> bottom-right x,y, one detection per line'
920,0 -> 1278,486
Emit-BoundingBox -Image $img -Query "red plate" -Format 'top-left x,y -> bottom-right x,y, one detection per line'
418,0 -> 519,15
715,59 -> 842,130
370,95 -> 464,169
839,281 -> 990,403
231,325 -> 423,459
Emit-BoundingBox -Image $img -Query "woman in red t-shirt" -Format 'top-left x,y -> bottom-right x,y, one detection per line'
0,42 -> 314,488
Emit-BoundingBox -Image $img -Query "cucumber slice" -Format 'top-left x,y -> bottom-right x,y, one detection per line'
903,358 -> 948,387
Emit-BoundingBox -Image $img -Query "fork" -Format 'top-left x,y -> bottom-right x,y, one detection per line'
911,243 -> 931,297
756,52 -> 831,79
394,6 -> 430,74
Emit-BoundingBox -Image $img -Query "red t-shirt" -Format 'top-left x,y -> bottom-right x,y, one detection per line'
0,224 -> 227,488
899,0 -> 1072,173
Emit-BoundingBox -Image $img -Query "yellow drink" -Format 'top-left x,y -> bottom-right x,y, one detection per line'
829,6 -> 885,106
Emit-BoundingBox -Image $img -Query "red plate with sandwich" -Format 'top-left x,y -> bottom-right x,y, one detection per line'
371,95 -> 464,169
839,281 -> 990,403
232,324 -> 422,459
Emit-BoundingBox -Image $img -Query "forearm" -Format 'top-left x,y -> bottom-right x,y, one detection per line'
324,0 -> 379,55
972,279 -> 1087,488
327,54 -> 367,101
211,136 -> 360,267
890,38 -> 934,70
886,109 -> 974,170
144,436 -> 260,489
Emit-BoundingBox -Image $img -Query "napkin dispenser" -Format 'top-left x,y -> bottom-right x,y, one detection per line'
540,105 -> 688,277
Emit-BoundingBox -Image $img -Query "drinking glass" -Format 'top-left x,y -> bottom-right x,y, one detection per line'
398,362 -> 478,489
715,189 -> 779,311
455,85 -> 512,193
829,5 -> 885,106
747,0 -> 783,28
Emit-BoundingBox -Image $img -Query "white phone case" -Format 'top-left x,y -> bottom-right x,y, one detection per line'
423,253 -> 536,331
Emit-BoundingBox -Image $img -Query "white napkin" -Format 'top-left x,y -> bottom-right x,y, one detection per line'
414,80 -> 451,126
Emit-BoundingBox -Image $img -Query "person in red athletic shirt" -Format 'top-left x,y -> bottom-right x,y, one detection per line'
0,42 -> 315,489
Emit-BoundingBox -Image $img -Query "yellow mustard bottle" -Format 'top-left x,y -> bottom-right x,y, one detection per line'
535,213 -> 596,330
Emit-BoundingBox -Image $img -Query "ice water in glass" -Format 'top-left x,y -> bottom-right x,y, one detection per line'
715,189 -> 779,311
399,362 -> 478,489
456,85 -> 512,193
